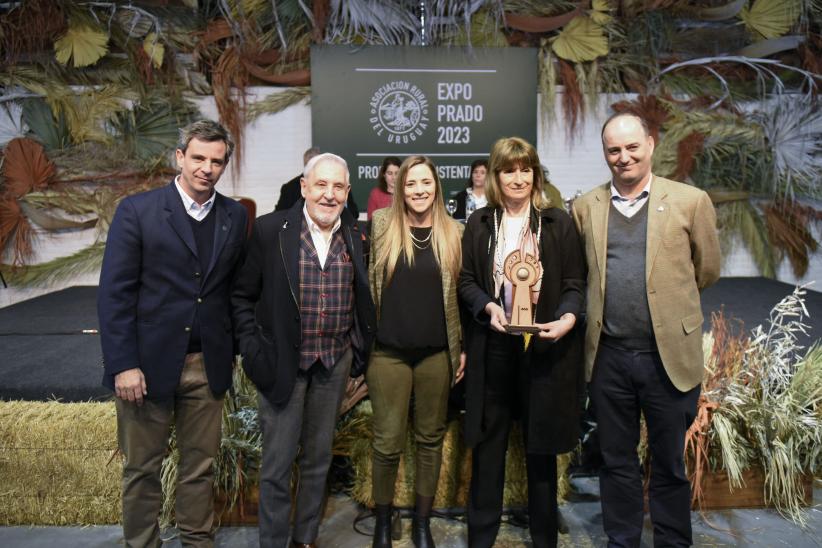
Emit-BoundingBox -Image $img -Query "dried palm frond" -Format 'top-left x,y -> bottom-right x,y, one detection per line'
674,131 -> 706,180
325,0 -> 419,45
210,44 -> 249,179
538,41 -> 558,129
0,101 -> 26,147
651,56 -> 820,109
21,98 -> 71,151
740,0 -> 802,40
247,87 -> 311,123
47,85 -> 134,146
610,94 -> 672,142
2,137 -> 55,198
550,16 -> 609,63
558,58 -> 583,137
763,200 -> 819,278
2,241 -> 105,287
113,96 -> 198,164
0,198 -> 35,266
715,199 -> 777,278
445,6 -> 508,47
757,101 -> 822,200
0,0 -> 67,64
54,19 -> 110,69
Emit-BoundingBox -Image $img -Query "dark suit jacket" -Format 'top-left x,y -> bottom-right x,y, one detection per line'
459,205 -> 586,454
275,174 -> 361,219
98,182 -> 248,399
231,200 -> 376,406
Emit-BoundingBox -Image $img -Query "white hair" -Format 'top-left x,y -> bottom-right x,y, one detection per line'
304,152 -> 349,183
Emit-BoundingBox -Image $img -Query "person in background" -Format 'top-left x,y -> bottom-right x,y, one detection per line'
572,112 -> 720,548
459,137 -> 586,548
233,153 -> 376,548
367,155 -> 464,548
98,120 -> 247,547
453,159 -> 488,221
367,156 -> 402,220
276,146 -> 359,218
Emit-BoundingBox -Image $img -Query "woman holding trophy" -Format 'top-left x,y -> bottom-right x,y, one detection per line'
367,155 -> 464,548
459,137 -> 586,548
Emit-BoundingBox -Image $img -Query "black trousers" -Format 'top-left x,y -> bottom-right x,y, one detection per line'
589,340 -> 699,548
467,331 -> 559,548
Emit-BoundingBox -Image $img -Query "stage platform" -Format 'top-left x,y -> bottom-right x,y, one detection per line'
1,278 -> 820,402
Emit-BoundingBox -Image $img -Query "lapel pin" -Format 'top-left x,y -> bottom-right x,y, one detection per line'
222,225 -> 228,231
657,206 -> 665,212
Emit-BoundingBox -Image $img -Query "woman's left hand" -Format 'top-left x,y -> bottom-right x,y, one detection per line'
533,313 -> 576,342
455,352 -> 466,383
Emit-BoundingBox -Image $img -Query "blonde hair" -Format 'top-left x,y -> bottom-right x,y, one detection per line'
486,137 -> 551,210
374,155 -> 462,282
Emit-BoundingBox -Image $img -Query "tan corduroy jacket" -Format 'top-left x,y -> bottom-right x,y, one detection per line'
572,176 -> 721,391
368,208 -> 463,385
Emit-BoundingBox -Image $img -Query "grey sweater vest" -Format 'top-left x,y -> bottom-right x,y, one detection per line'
602,202 -> 656,350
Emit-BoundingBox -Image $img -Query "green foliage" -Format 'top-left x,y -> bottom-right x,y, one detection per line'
113,97 -> 198,164
22,98 -> 71,151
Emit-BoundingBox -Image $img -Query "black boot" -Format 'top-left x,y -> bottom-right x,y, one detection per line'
372,504 -> 392,548
411,495 -> 435,548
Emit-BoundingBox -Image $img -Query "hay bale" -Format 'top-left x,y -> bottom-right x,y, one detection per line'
0,400 -> 121,525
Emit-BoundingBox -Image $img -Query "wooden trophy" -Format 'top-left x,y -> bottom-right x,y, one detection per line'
503,249 -> 542,334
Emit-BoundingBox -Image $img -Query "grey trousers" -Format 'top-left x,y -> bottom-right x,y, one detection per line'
116,353 -> 224,548
257,348 -> 352,548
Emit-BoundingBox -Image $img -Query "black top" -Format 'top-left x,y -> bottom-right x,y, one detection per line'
377,226 -> 448,354
187,207 -> 216,353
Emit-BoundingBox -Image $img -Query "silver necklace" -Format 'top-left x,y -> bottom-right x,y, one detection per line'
410,226 -> 432,249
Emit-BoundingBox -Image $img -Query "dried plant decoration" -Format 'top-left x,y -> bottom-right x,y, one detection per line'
690,286 -> 822,525
54,20 -> 110,69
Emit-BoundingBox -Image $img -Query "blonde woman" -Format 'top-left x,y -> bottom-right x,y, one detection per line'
367,155 -> 464,548
459,137 -> 586,548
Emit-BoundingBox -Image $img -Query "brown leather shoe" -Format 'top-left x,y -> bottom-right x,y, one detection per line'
292,543 -> 317,548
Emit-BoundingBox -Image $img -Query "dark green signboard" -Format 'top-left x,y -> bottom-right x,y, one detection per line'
310,45 -> 537,209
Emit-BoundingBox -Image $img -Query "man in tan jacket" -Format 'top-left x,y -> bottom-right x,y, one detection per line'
572,113 -> 720,547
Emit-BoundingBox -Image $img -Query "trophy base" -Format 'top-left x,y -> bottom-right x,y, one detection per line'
505,324 -> 541,335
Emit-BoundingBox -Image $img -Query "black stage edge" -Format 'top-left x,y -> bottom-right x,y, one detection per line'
1,279 -> 820,402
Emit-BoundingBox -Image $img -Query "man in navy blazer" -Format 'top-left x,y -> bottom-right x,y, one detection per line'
98,120 -> 247,547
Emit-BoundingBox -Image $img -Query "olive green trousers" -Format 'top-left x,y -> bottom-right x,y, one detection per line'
366,346 -> 451,505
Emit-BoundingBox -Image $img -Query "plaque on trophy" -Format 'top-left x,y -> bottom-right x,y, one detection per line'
503,249 -> 542,334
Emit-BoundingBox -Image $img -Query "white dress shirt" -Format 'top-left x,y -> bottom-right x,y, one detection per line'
610,176 -> 652,219
174,176 -> 215,221
303,205 -> 342,268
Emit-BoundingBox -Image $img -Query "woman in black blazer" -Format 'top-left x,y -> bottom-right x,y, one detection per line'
459,137 -> 585,548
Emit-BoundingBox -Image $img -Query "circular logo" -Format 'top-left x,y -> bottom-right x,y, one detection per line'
369,81 -> 429,144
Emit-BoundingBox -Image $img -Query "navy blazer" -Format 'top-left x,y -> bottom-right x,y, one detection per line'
98,181 -> 248,399
231,200 -> 376,406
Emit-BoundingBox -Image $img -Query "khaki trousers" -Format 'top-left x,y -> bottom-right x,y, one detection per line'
115,353 -> 224,548
366,346 -> 451,505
